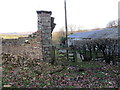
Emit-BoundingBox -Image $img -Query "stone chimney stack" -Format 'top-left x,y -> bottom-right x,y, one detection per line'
36,10 -> 56,61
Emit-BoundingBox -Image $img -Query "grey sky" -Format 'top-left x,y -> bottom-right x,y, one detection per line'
0,0 -> 119,33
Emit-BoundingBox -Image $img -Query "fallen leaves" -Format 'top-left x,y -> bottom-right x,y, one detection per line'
2,53 -> 120,88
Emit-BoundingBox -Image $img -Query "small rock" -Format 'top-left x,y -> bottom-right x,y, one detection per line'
3,85 -> 11,87
109,81 -> 112,84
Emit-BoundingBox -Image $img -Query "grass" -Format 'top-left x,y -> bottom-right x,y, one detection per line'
0,34 -> 28,39
92,73 -> 106,78
2,49 -> 120,88
2,60 -> 119,88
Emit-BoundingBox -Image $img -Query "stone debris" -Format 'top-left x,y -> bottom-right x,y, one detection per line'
2,10 -> 56,62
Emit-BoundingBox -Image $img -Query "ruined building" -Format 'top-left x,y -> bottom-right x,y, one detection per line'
37,10 -> 56,61
2,10 -> 56,61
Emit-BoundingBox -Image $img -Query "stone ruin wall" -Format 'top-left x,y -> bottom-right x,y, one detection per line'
37,11 -> 55,61
2,11 -> 56,61
2,31 -> 42,60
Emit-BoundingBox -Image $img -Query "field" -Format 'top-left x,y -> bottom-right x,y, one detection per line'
0,34 -> 28,39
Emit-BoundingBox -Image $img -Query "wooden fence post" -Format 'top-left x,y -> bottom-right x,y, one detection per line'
51,46 -> 56,65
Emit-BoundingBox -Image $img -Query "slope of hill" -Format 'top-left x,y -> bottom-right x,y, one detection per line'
0,32 -> 34,39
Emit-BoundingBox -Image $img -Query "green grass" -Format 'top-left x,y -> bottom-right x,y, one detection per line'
68,61 -> 99,69
66,86 -> 76,88
94,73 -> 106,78
40,83 -> 46,87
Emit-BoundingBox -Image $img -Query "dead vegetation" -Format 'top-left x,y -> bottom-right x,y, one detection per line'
2,52 -> 120,88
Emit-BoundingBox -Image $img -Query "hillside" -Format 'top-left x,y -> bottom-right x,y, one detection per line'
0,32 -> 33,39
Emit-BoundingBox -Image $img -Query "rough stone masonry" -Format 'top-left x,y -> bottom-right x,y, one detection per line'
37,10 -> 56,61
2,10 -> 56,61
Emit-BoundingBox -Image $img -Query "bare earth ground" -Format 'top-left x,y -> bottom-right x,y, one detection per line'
2,55 -> 120,88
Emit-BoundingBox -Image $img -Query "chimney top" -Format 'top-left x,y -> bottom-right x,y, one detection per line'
36,10 -> 52,15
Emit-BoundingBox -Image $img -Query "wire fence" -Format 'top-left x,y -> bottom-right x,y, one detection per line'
51,38 -> 120,66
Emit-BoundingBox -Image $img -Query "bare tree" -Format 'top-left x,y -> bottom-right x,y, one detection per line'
107,20 -> 118,28
52,27 -> 65,44
59,27 -> 65,36
68,24 -> 77,34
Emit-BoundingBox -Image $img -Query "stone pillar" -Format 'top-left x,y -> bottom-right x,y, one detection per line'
36,10 -> 56,61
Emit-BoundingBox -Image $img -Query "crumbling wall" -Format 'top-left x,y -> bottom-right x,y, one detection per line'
2,10 -> 55,61
37,11 -> 56,61
2,33 -> 42,59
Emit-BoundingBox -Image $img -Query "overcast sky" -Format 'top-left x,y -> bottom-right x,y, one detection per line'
0,0 -> 119,33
